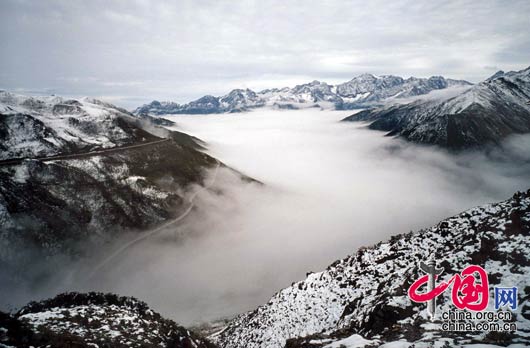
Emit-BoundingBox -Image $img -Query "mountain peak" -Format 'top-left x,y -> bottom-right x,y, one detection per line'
343,65 -> 530,150
4,292 -> 216,348
134,73 -> 472,115
486,70 -> 505,81
353,73 -> 377,81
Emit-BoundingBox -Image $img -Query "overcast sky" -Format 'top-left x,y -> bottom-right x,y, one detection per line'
1,0 -> 529,108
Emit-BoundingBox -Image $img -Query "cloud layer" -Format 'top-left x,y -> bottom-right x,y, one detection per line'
1,0 -> 530,107
28,109 -> 529,325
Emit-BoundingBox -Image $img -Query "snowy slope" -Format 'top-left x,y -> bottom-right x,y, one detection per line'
335,74 -> 469,107
0,92 -> 226,297
0,292 -> 216,348
214,189 -> 530,348
343,66 -> 530,150
133,75 -> 471,115
0,91 -> 160,160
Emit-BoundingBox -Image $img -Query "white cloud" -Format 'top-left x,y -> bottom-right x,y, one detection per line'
24,108 -> 530,325
0,0 -> 529,107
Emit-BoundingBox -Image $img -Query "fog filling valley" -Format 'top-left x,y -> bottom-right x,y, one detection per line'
9,109 -> 530,325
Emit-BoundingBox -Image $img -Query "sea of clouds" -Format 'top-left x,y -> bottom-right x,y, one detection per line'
8,108 -> 530,325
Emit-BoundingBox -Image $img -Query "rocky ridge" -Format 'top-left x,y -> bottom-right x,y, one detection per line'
213,189 -> 530,348
342,66 -> 530,150
134,75 -> 471,115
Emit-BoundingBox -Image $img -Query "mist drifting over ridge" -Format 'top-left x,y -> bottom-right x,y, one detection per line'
31,107 -> 524,326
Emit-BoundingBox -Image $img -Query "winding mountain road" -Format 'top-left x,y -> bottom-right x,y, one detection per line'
1,135 -> 222,280
87,160 -> 221,279
0,138 -> 170,166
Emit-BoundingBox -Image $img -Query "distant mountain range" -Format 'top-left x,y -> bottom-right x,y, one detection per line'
134,67 -> 530,151
134,74 -> 471,115
343,66 -> 530,150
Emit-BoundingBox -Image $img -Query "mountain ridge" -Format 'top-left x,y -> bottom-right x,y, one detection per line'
0,91 -> 242,303
0,292 -> 218,348
3,189 -> 528,348
134,74 -> 471,115
342,66 -> 530,150
213,189 -> 530,348
0,90 -> 177,160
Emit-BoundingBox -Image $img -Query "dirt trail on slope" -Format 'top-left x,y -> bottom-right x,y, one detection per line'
0,139 -> 170,166
86,160 -> 221,279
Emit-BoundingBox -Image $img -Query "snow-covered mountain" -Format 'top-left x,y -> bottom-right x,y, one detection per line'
0,91 -> 235,291
134,75 -> 471,115
213,189 -> 530,348
4,190 -> 528,348
0,91 -> 173,160
0,292 -> 217,348
336,74 -> 469,107
343,66 -> 530,150
3,189 -> 528,348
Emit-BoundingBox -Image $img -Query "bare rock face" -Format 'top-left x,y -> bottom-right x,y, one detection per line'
343,66 -> 530,150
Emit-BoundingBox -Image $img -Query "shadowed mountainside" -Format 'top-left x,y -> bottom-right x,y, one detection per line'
343,66 -> 530,150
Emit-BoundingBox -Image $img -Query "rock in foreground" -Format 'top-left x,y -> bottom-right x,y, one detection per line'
0,292 -> 217,348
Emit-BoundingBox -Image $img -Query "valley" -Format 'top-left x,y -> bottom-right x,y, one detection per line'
2,1 -> 530,346
91,108 -> 529,325
2,89 -> 530,348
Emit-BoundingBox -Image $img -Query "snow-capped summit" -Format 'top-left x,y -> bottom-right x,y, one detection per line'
336,74 -> 403,99
337,74 -> 470,104
133,73 -> 471,115
220,88 -> 265,112
0,91 -> 222,291
486,70 -> 506,81
135,100 -> 182,115
0,91 -> 161,160
343,65 -> 530,150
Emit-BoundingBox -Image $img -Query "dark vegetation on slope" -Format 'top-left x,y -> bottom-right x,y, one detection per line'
0,127 -> 217,261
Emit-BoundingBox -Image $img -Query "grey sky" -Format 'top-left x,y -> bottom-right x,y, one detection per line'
1,0 -> 529,108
